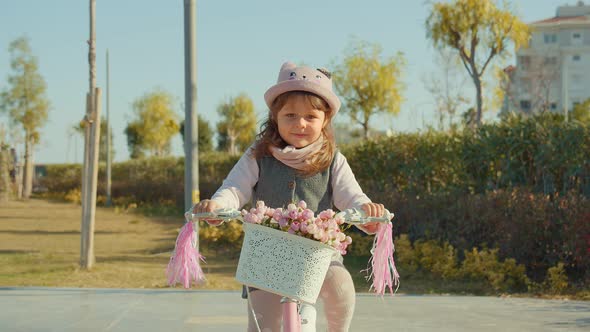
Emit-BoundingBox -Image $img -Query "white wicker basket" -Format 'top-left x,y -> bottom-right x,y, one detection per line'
235,222 -> 337,304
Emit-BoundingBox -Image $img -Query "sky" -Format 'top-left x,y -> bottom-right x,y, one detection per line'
0,0 -> 570,164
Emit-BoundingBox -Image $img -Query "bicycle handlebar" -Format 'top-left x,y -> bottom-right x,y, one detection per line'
186,207 -> 393,225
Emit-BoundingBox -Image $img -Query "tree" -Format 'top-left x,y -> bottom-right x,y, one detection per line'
0,37 -> 50,199
426,0 -> 530,127
124,122 -> 146,159
180,115 -> 213,153
124,89 -> 179,158
72,117 -> 115,163
422,48 -> 470,130
571,98 -> 590,125
216,93 -> 257,155
462,107 -> 477,128
333,39 -> 405,139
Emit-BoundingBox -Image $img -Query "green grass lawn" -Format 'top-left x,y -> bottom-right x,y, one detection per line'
0,198 -> 240,289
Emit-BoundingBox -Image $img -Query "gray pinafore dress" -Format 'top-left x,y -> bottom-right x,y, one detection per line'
241,154 -> 337,298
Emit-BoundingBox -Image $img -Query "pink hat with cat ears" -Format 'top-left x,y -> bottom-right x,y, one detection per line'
264,61 -> 341,114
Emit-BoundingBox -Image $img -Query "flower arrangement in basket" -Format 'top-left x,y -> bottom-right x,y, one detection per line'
242,201 -> 353,255
166,200 -> 399,296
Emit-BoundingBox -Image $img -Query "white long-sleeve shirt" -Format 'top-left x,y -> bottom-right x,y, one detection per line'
210,149 -> 372,211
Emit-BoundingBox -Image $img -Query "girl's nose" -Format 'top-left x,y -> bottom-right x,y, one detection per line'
297,117 -> 306,128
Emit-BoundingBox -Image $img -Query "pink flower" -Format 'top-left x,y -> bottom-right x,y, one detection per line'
319,209 -> 335,220
300,222 -> 308,233
273,208 -> 283,221
278,217 -> 289,228
307,223 -> 318,234
302,209 -> 314,221
313,229 -> 324,240
327,220 -> 338,230
291,221 -> 300,232
288,209 -> 298,220
245,213 -> 260,224
287,228 -> 295,234
314,218 -> 323,226
297,200 -> 307,209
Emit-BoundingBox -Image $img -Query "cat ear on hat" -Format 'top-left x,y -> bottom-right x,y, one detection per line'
316,67 -> 332,79
281,61 -> 297,71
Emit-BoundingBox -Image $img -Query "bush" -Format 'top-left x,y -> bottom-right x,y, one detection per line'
348,232 -> 372,257
395,234 -> 419,272
343,114 -> 589,196
461,247 -> 529,292
392,234 -> 530,293
544,263 -> 569,294
64,188 -> 81,204
39,151 -> 240,209
414,239 -> 459,280
198,220 -> 244,255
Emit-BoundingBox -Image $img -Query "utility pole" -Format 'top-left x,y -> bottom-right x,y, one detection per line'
184,0 -> 199,215
563,54 -> 569,122
81,0 -> 102,269
106,49 -> 112,207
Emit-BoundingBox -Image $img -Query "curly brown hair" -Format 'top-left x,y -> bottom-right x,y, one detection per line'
251,91 -> 336,176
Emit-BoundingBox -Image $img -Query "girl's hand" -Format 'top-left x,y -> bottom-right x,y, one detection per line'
359,202 -> 385,234
192,199 -> 223,226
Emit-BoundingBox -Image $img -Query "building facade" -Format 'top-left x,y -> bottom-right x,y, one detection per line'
504,1 -> 590,116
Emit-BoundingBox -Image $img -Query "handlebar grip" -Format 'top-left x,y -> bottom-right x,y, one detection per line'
335,208 -> 394,224
185,208 -> 242,221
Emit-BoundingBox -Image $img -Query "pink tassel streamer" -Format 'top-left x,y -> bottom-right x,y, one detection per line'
166,220 -> 206,288
367,222 -> 400,295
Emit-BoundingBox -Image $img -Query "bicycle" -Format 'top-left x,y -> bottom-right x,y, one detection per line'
170,205 -> 397,332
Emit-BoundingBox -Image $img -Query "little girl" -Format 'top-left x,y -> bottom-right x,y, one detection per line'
193,61 -> 385,331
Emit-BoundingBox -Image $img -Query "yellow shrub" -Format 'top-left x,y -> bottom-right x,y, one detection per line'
64,188 -> 81,204
346,232 -> 374,257
199,220 -> 244,254
395,234 -> 419,272
415,239 -> 459,279
544,263 -> 569,294
461,247 -> 528,292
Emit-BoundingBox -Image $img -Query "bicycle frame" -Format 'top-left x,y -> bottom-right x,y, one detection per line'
281,297 -> 301,332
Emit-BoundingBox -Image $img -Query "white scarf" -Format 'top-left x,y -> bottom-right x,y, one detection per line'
270,137 -> 324,170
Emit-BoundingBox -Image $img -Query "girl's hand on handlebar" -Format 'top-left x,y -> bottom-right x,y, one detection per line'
359,202 -> 385,234
192,199 -> 223,226
362,202 -> 385,218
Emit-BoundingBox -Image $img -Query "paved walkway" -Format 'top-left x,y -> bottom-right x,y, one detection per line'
0,287 -> 588,331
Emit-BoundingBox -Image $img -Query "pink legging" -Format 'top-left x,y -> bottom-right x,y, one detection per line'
247,261 -> 356,332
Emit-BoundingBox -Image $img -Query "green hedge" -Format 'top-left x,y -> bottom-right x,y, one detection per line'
342,114 -> 590,196
39,152 -> 240,209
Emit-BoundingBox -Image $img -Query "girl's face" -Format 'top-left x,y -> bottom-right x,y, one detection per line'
276,95 -> 327,148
